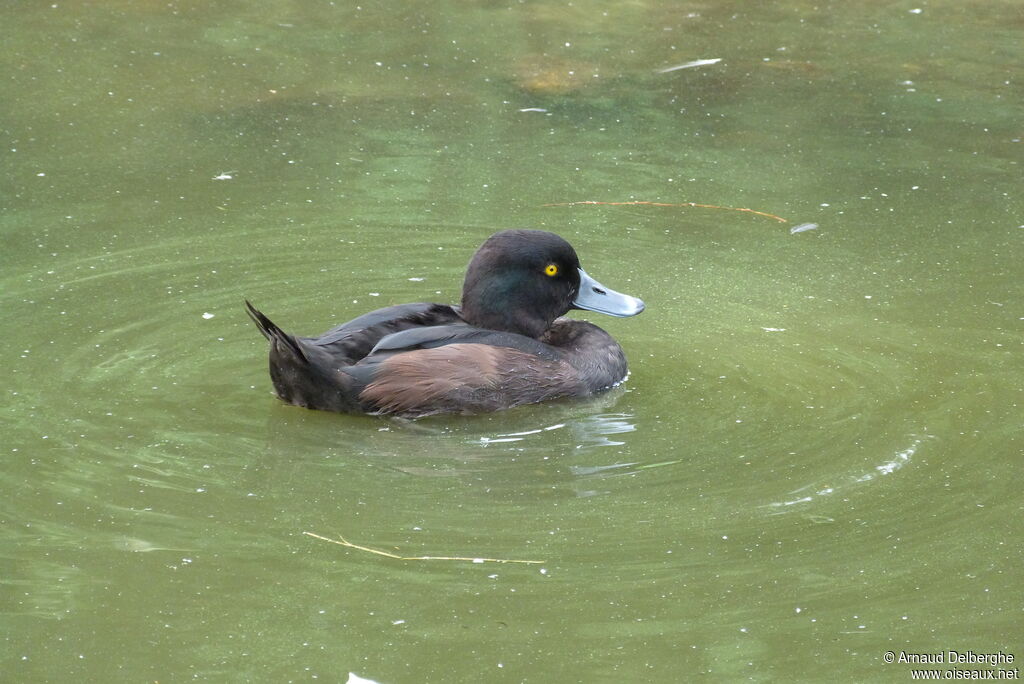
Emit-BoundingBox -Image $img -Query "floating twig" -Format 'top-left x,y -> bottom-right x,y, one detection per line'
303,531 -> 545,565
543,200 -> 788,223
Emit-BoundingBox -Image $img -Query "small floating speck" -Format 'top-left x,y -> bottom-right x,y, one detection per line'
762,327 -> 786,332
202,312 -> 215,319
790,222 -> 818,234
212,171 -> 235,180
408,277 -> 425,281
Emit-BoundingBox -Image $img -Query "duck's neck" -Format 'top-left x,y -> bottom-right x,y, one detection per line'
460,276 -> 555,339
460,302 -> 548,339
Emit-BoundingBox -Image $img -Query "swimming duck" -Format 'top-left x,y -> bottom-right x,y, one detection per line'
245,229 -> 644,417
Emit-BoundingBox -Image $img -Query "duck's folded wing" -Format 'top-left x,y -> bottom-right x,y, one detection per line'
304,303 -> 462,364
369,324 -> 562,361
311,303 -> 459,345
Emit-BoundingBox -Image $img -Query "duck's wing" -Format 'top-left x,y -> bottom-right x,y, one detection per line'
308,303 -> 462,353
247,300 -> 462,366
290,301 -> 462,370
368,324 -> 563,360
309,303 -> 460,344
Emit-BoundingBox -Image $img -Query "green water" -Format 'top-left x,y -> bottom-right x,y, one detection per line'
2,1 -> 1021,682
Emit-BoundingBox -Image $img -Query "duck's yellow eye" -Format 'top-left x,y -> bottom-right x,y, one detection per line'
544,264 -> 559,277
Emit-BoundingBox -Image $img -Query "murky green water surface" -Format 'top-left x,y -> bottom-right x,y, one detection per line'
3,1 -> 1021,682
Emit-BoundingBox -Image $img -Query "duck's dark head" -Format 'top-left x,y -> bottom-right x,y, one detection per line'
460,229 -> 645,338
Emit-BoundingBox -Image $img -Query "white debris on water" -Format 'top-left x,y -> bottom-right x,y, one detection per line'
202,312 -> 215,319
346,674 -> 381,684
656,58 -> 722,73
790,223 -> 818,234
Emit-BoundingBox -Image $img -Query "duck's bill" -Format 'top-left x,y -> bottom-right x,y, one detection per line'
573,268 -> 645,317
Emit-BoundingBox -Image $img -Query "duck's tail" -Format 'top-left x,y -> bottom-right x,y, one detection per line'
245,299 -> 308,363
244,300 -> 361,412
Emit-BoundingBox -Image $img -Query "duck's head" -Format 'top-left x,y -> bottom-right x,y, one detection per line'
460,229 -> 645,338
